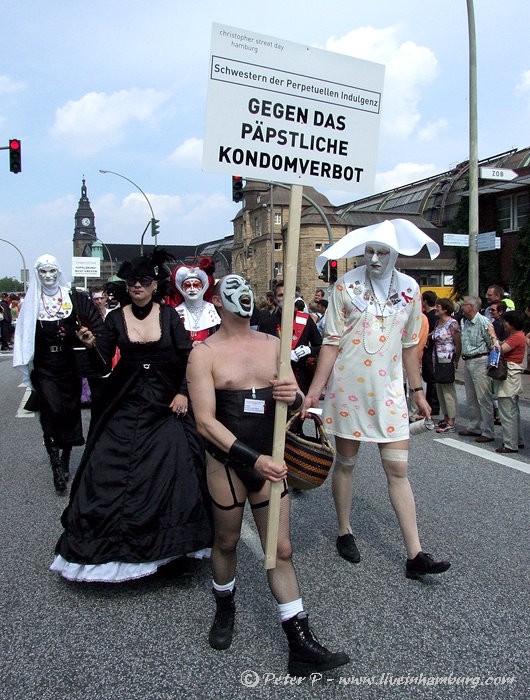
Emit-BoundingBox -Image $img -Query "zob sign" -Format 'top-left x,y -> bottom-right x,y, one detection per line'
203,24 -> 385,193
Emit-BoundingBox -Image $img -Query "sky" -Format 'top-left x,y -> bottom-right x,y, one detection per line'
1,0 -> 529,281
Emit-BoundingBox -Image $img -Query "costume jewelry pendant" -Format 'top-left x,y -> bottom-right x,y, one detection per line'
40,290 -> 65,320
362,271 -> 398,355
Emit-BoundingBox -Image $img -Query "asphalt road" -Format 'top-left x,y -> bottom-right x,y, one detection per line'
0,352 -> 529,700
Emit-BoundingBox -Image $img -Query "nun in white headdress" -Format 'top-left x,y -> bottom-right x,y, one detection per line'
302,219 -> 451,580
13,254 -> 105,492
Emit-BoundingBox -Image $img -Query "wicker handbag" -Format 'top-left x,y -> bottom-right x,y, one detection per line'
284,411 -> 335,490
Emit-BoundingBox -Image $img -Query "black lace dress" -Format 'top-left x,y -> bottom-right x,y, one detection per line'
51,304 -> 212,582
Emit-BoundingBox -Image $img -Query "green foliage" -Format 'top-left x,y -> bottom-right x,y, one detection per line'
0,277 -> 24,293
510,222 -> 530,309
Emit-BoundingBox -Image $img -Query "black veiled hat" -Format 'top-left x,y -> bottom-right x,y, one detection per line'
117,247 -> 175,281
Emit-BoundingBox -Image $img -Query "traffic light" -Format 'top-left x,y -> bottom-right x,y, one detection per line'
9,139 -> 21,174
318,261 -> 329,282
232,176 -> 244,202
329,259 -> 338,283
150,218 -> 160,237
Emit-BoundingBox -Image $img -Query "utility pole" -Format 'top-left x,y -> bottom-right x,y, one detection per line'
467,0 -> 479,296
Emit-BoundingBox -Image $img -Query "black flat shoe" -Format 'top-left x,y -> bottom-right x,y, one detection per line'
406,551 -> 451,579
336,534 -> 361,563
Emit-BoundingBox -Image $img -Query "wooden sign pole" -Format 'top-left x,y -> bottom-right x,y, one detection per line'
264,184 -> 303,569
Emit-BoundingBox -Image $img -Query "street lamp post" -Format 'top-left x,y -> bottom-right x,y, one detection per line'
0,238 -> 28,291
99,169 -> 158,254
93,238 -> 115,278
467,0 -> 479,296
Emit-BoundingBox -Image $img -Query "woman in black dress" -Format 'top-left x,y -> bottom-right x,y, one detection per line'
51,250 -> 212,582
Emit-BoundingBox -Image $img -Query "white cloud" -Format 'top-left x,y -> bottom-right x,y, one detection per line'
51,88 -> 171,156
418,118 -> 448,142
516,70 -> 530,95
169,137 -> 203,168
325,26 -> 439,140
0,75 -> 25,93
93,191 -> 234,247
375,162 -> 438,192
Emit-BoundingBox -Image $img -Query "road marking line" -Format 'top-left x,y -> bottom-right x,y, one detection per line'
434,437 -> 530,475
16,387 -> 35,418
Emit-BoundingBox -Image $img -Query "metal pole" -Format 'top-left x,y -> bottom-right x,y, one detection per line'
99,169 -> 158,249
95,238 -> 114,278
0,238 -> 28,292
467,0 -> 479,296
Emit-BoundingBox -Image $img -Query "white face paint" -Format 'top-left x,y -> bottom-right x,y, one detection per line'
219,275 -> 254,318
364,245 -> 397,279
181,277 -> 205,303
38,265 -> 59,290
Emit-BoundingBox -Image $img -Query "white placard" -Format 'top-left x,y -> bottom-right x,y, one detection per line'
72,257 -> 100,277
203,24 -> 385,194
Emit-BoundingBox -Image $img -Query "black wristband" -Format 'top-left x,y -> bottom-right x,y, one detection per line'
290,392 -> 303,411
410,387 -> 424,393
228,439 -> 261,470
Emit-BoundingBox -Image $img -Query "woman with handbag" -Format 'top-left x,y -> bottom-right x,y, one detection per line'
432,298 -> 461,434
493,310 -> 527,453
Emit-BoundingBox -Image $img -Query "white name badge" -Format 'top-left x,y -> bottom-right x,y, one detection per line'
244,398 -> 265,414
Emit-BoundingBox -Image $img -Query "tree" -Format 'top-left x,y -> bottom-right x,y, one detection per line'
0,277 -> 23,293
510,222 -> 530,309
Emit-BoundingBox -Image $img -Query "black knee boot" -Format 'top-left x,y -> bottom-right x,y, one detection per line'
44,437 -> 66,493
282,612 -> 350,676
209,589 -> 235,650
60,447 -> 72,481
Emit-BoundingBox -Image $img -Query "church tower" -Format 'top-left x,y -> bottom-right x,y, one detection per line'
73,177 -> 97,257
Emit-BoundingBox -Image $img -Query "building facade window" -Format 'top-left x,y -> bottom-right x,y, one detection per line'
274,213 -> 282,225
274,241 -> 282,251
254,218 -> 260,234
314,242 -> 323,252
498,192 -> 529,232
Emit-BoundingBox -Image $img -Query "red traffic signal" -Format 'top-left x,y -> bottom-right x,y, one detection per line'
329,259 -> 338,283
232,175 -> 244,202
9,139 -> 22,174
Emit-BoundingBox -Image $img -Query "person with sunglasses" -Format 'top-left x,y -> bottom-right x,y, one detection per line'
51,249 -> 212,583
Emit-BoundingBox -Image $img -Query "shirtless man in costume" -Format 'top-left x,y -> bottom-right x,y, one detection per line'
187,274 -> 349,676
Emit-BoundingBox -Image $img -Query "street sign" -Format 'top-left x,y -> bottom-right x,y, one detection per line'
477,231 -> 501,252
443,232 -> 501,251
203,23 -> 385,194
443,233 -> 469,246
480,167 -> 517,181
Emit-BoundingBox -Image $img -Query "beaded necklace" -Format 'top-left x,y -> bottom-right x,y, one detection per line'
362,271 -> 398,355
40,289 -> 65,320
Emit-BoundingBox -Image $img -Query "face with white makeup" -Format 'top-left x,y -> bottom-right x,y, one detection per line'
181,277 -> 205,303
38,264 -> 59,292
364,243 -> 398,279
217,275 -> 254,318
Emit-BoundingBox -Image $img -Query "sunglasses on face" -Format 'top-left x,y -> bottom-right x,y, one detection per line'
126,276 -> 154,287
